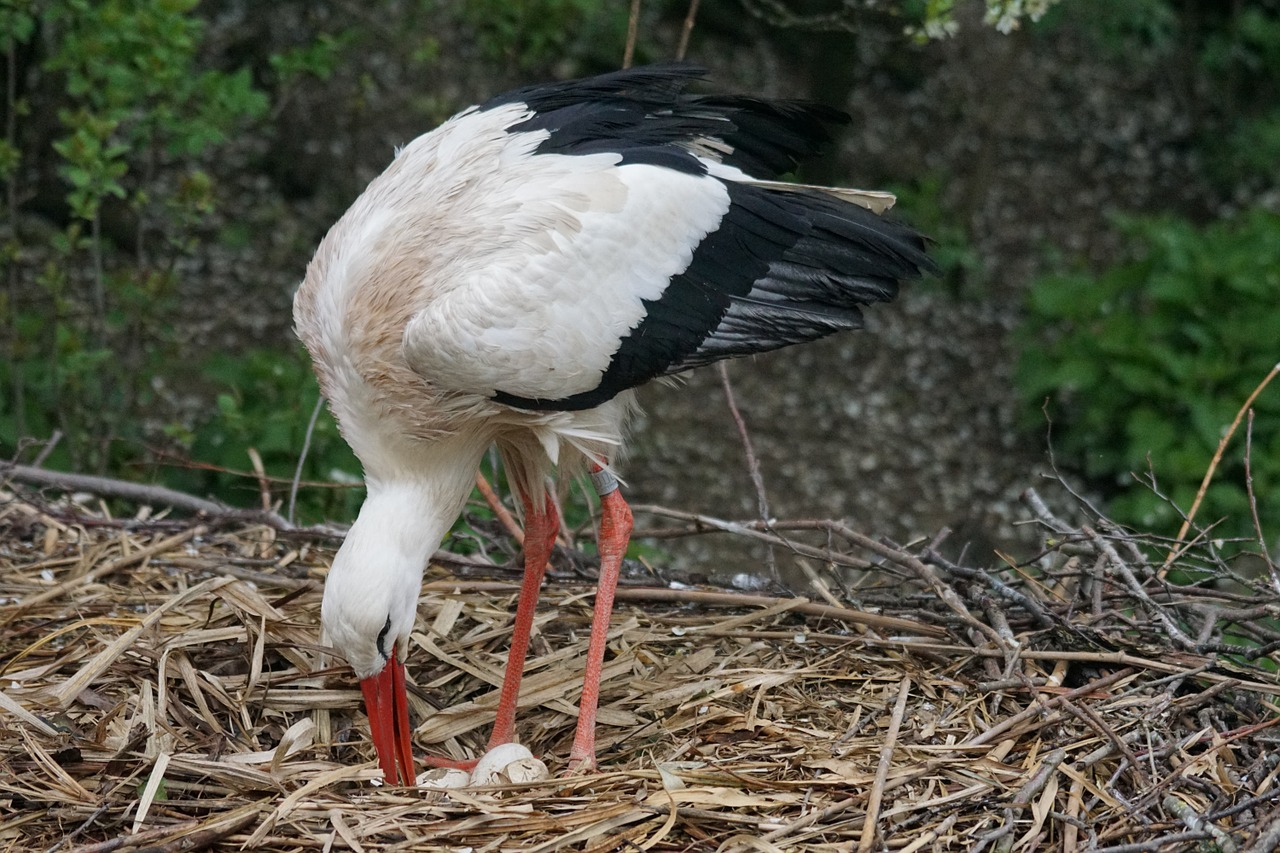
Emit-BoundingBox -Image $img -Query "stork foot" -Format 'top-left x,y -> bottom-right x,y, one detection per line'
420,753 -> 480,772
417,743 -> 549,788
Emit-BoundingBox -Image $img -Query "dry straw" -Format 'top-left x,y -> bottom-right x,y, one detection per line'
2,480 -> 1279,852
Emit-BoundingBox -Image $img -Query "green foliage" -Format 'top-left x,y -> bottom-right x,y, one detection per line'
44,0 -> 267,161
1220,112 -> 1280,189
50,112 -> 129,222
451,0 -> 632,70
170,350 -> 363,524
890,173 -> 982,296
1017,211 -> 1280,541
1,0 -> 269,477
1047,0 -> 1179,54
269,31 -> 358,84
1015,0 -> 1280,543
1200,7 -> 1280,188
1200,5 -> 1280,81
1055,1 -> 1280,192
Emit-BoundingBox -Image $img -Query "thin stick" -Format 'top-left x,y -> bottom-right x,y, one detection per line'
419,577 -> 947,636
475,471 -> 524,545
60,820 -> 200,853
1063,775 -> 1085,853
132,751 -> 172,833
41,804 -> 109,853
247,448 -> 270,513
629,504 -> 870,571
759,794 -> 859,846
858,676 -> 912,852
1244,410 -> 1280,592
61,809 -> 259,853
1243,808 -> 1280,853
717,362 -> 777,581
961,668 -> 1135,748
2,462 -> 235,518
675,0 -> 701,60
1,463 -> 346,537
1163,363 -> 1280,575
30,430 -> 63,468
141,809 -> 259,853
612,585 -> 943,636
622,0 -> 641,69
288,394 -> 325,524
630,503 -> 1001,642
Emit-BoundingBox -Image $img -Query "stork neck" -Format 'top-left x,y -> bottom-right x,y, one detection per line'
345,483 -> 448,575
363,447 -> 484,553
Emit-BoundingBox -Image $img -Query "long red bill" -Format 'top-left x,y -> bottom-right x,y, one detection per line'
360,647 -> 416,785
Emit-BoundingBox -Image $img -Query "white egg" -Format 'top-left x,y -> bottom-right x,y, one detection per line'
415,766 -> 472,789
470,743 -> 550,786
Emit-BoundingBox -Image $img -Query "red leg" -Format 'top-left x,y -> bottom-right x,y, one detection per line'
421,490 -> 557,772
486,491 -> 558,751
567,468 -> 633,770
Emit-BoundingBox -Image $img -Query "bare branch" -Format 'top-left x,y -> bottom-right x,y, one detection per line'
1164,363 -> 1280,575
622,0 -> 641,68
289,394 -> 325,524
716,362 -> 777,581
675,0 -> 701,61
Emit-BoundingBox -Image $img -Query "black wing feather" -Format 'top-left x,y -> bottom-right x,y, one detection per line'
483,64 -> 843,179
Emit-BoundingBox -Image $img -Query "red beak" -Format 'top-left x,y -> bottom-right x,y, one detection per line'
359,646 -> 416,785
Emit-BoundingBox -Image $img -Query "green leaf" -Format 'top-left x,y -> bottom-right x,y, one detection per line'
1017,210 -> 1280,549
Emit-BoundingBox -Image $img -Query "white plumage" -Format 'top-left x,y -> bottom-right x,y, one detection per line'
404,159 -> 730,401
295,65 -> 934,784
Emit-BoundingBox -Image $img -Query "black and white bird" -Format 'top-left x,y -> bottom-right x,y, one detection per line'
294,64 -> 934,785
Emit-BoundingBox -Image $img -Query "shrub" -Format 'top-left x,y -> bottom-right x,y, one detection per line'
1017,210 -> 1280,544
0,0 -> 267,475
168,350 -> 363,525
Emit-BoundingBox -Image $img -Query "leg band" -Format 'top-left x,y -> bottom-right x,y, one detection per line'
589,466 -> 619,497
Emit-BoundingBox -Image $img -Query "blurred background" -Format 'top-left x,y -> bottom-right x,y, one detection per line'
2,0 -> 1278,579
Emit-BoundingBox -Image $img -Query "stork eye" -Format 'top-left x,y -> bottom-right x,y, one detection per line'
375,615 -> 392,661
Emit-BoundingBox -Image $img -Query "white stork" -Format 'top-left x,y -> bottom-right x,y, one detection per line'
294,64 -> 934,785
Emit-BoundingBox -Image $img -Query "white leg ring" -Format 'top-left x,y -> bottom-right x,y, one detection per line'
590,466 -> 619,497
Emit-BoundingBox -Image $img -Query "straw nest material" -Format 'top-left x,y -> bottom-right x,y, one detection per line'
2,481 -> 1279,852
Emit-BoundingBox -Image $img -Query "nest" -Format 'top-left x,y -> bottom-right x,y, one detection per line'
2,480 -> 1279,852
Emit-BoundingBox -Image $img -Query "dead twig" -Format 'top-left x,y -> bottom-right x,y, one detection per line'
4,462 -> 240,519
857,675 -> 912,852
962,668 -> 1136,747
1163,362 -> 1280,576
419,578 -> 946,637
716,361 -> 778,583
61,821 -> 201,853
288,394 -> 325,525
675,0 -> 701,60
474,471 -> 524,545
622,0 -> 641,68
629,503 -> 1006,647
925,546 -> 1055,627
1244,410 -> 1280,594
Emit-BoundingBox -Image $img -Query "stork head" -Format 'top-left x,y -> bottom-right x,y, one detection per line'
321,489 -> 437,786
321,541 -> 419,680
